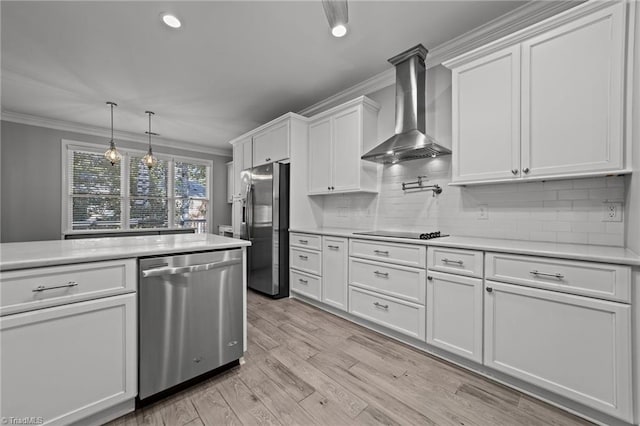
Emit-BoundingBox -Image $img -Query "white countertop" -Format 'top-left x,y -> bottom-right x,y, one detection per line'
290,227 -> 640,266
0,234 -> 251,271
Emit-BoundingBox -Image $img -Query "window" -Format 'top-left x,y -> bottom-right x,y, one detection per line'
63,140 -> 211,234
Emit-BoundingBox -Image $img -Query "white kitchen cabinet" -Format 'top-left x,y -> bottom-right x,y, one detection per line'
445,1 -> 630,185
484,281 -> 632,421
0,294 -> 137,425
252,119 -> 290,167
426,271 -> 483,363
226,161 -> 233,203
450,45 -> 521,183
308,117 -> 332,193
521,3 -> 625,178
307,97 -> 380,195
321,236 -> 348,311
231,137 -> 251,237
289,232 -> 323,301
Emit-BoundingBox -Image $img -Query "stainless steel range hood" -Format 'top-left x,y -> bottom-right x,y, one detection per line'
362,44 -> 451,164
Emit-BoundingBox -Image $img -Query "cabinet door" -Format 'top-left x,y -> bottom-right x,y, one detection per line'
322,236 -> 348,311
226,162 -> 233,203
308,117 -> 332,194
521,3 -> 625,177
233,137 -> 251,198
242,139 -> 253,170
427,271 -> 483,362
253,120 -> 289,166
451,45 -> 521,183
484,281 -> 632,421
332,106 -> 362,191
1,294 -> 136,425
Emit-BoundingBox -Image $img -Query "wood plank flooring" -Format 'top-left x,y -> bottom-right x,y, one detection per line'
108,291 -> 591,426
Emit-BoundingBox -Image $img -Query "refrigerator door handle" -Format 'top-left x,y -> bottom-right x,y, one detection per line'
246,183 -> 252,241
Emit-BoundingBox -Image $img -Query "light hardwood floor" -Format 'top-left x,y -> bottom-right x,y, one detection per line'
108,290 -> 591,426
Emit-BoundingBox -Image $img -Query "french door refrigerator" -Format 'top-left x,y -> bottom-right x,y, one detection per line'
240,162 -> 289,298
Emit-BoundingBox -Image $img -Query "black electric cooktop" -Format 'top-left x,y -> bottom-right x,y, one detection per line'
352,230 -> 449,240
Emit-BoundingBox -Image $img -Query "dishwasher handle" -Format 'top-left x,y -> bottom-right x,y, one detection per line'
142,258 -> 242,277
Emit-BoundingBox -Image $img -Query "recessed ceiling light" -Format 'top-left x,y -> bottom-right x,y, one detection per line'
161,13 -> 182,29
331,24 -> 348,38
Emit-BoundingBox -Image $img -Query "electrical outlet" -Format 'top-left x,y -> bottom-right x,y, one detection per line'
603,202 -> 622,222
478,204 -> 489,220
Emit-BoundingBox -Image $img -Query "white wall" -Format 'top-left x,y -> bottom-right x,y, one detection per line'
1,120 -> 232,242
322,65 -> 629,247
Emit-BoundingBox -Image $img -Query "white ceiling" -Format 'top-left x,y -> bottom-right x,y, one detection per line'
1,1 -> 530,154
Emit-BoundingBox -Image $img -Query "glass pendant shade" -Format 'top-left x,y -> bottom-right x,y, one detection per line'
104,101 -> 121,165
143,111 -> 158,169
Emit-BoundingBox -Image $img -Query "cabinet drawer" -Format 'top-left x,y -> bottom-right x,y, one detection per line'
428,247 -> 483,278
349,258 -> 425,304
290,248 -> 321,275
290,270 -> 321,301
290,233 -> 322,250
485,253 -> 631,302
1,259 -> 137,316
349,287 -> 425,340
350,239 -> 426,268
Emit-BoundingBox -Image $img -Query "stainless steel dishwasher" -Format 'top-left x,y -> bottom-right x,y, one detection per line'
138,249 -> 244,402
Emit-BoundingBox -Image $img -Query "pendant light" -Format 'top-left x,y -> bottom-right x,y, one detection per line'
104,101 -> 122,165
142,111 -> 158,169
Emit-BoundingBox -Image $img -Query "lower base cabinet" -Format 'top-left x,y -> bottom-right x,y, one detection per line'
322,236 -> 348,310
426,271 -> 483,363
484,281 -> 632,422
0,294 -> 137,425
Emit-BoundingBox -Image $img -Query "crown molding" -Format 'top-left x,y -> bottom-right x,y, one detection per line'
297,0 -> 584,117
1,110 -> 232,157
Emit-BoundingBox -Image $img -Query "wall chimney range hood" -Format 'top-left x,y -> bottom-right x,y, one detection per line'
362,44 -> 451,164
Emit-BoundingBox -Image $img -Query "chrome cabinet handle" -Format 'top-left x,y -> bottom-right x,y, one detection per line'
486,287 -> 493,293
298,255 -> 308,260
298,278 -> 308,284
141,259 -> 242,277
427,276 -> 433,281
373,250 -> 389,256
33,281 -> 78,292
331,186 -> 335,190
530,270 -> 564,279
298,239 -> 308,244
328,186 -> 331,190
522,167 -> 530,174
327,245 -> 339,249
265,157 -> 271,162
373,302 -> 389,310
511,169 -> 518,175
442,258 -> 464,265
374,271 -> 389,277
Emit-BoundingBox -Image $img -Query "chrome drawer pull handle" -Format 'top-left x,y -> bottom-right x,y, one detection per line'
442,258 -> 464,265
530,270 -> 564,279
299,240 -> 308,244
298,255 -> 308,260
33,281 -> 78,292
373,250 -> 389,255
374,271 -> 389,277
298,278 -> 308,284
373,302 -> 389,310
327,245 -> 339,249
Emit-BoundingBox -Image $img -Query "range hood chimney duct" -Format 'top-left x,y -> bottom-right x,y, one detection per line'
362,44 -> 451,164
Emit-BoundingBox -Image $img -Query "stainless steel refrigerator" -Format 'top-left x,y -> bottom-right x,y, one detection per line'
240,162 -> 289,298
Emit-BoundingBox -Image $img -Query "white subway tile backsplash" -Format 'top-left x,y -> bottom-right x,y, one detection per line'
321,157 -> 626,247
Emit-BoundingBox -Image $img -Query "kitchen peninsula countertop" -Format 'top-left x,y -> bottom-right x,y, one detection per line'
0,234 -> 251,271
290,227 -> 640,266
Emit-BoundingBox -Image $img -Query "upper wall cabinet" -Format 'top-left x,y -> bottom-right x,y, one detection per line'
252,119 -> 290,167
444,1 -> 631,185
308,96 -> 380,195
